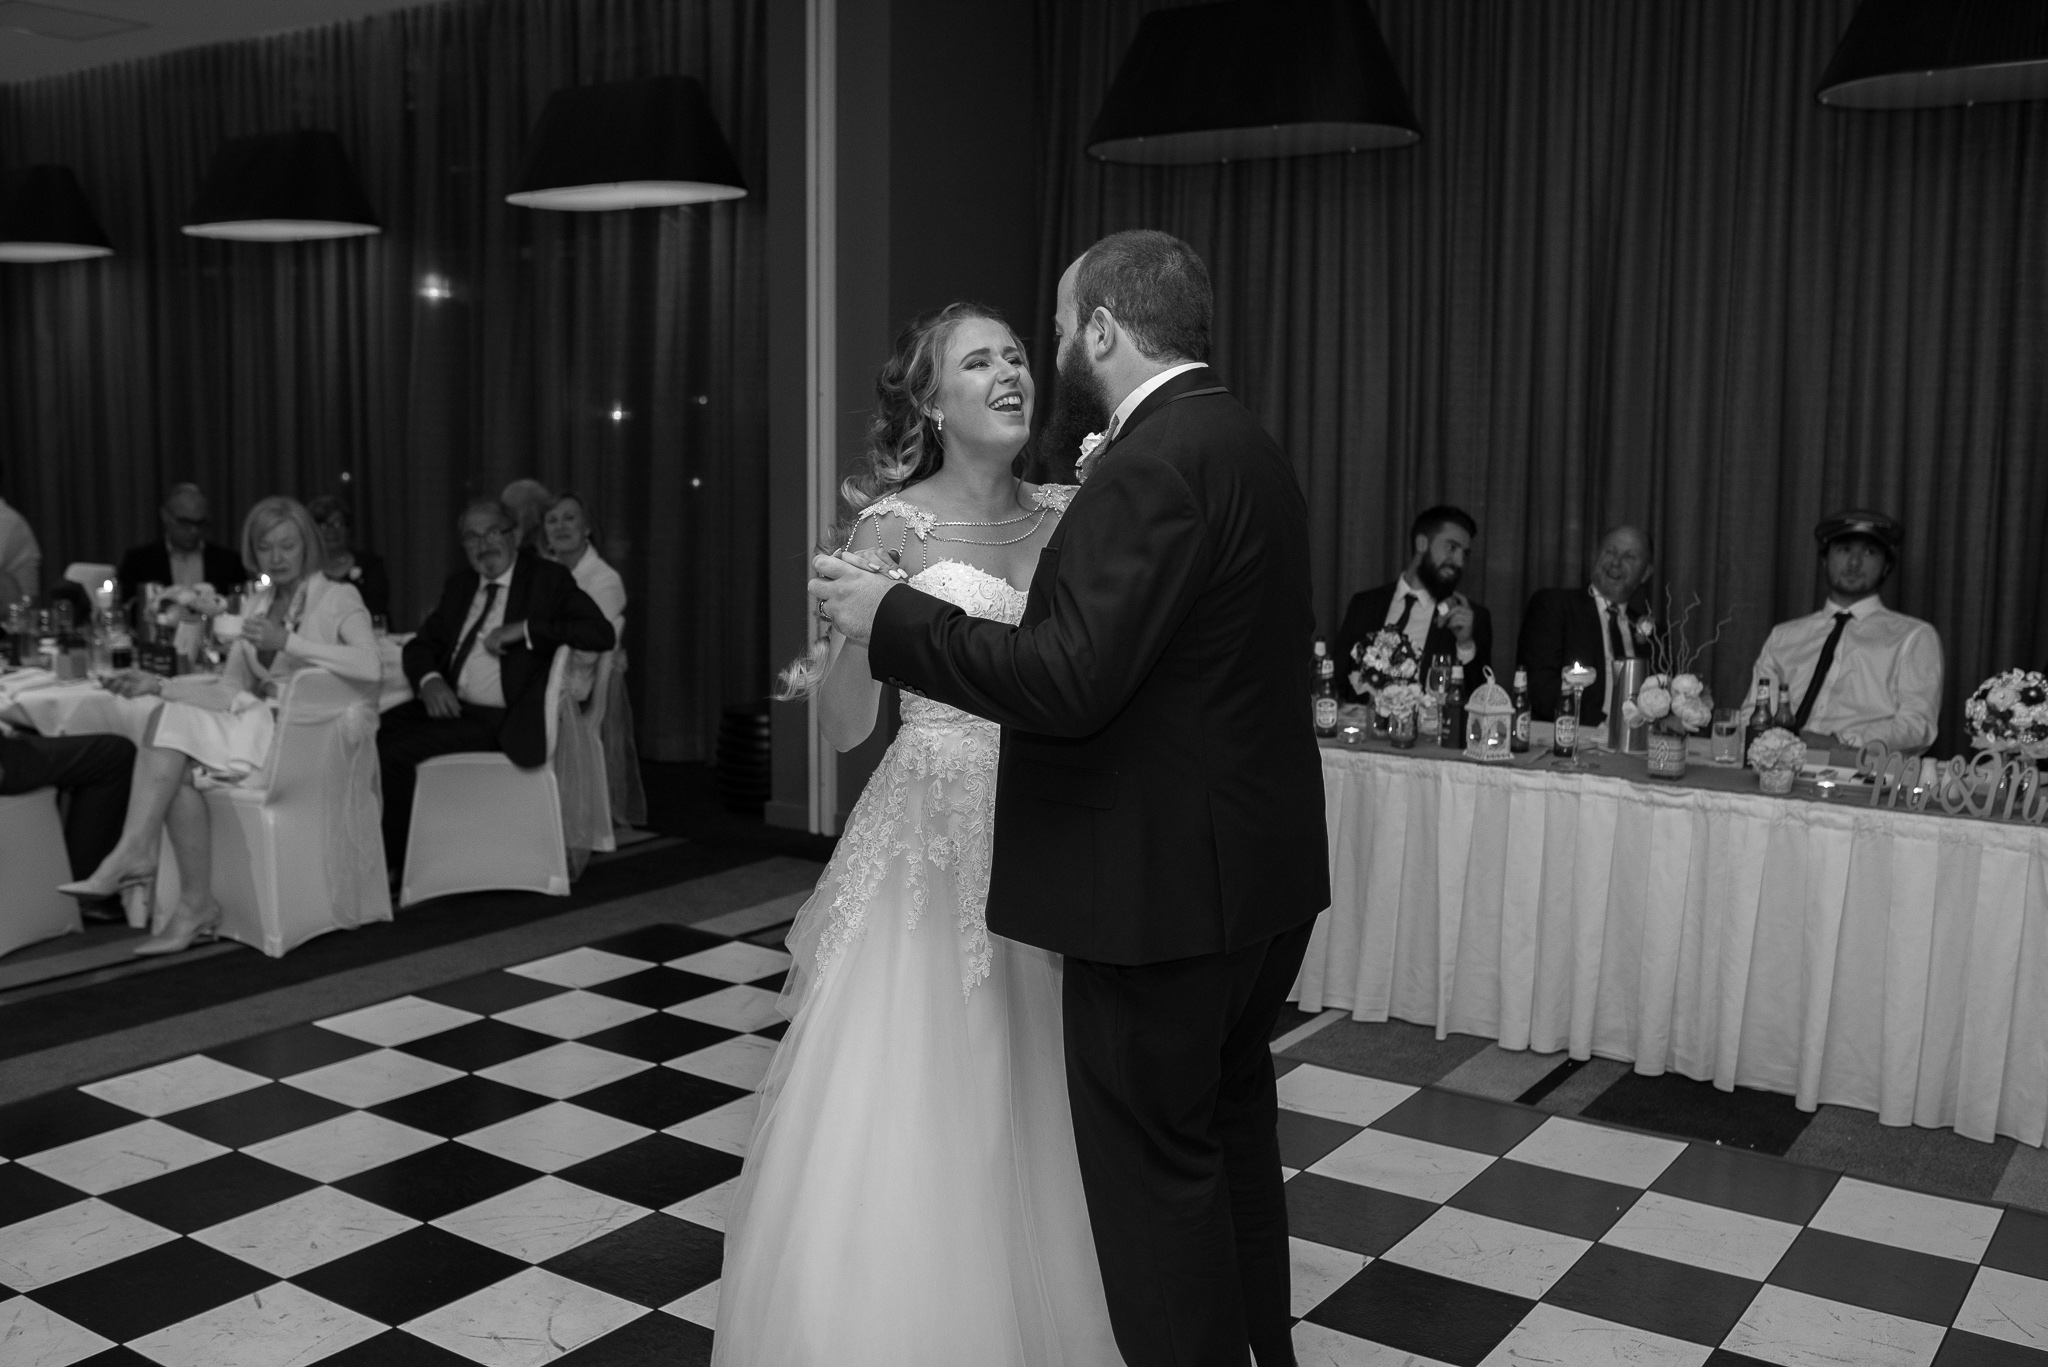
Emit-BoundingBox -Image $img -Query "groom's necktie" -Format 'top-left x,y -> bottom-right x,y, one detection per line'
1390,593 -> 1418,635
1792,611 -> 1853,733
449,582 -> 502,684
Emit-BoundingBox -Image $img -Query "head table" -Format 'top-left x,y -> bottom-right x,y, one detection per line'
1297,730 -> 2048,1148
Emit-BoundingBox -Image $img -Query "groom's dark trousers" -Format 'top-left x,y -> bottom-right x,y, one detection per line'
870,366 -> 1331,1367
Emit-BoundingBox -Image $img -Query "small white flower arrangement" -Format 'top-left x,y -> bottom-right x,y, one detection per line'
1619,591 -> 1731,735
153,582 -> 228,618
1964,669 -> 2048,758
1747,726 -> 1804,774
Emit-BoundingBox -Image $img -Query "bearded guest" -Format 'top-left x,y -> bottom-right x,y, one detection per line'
1517,524 -> 1655,725
1332,506 -> 1493,705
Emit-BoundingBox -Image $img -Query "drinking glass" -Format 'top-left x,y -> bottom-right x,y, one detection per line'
1710,709 -> 1742,766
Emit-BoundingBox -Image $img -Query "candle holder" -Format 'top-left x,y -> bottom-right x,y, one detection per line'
1554,662 -> 1597,771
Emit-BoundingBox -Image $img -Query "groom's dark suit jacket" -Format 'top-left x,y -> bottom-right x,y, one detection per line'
870,367 -> 1330,965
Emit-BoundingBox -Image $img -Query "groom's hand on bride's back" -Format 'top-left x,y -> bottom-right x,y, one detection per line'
810,552 -> 901,646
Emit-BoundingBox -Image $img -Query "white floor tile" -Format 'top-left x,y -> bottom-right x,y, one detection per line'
457,1101 -> 650,1172
492,990 -> 653,1041
1385,1206 -> 1591,1301
78,1055 -> 269,1118
127,1281 -> 384,1367
0,1198 -> 176,1291
242,1110 -> 443,1184
1953,1265 -> 2048,1351
1289,1237 -> 1370,1317
1722,1284 -> 1945,1367
477,1041 -> 651,1100
1806,1176 -> 2002,1264
283,1049 -> 464,1109
663,1279 -> 719,1329
1504,1116 -> 1686,1189
1277,1063 -> 1418,1129
667,942 -> 791,983
1292,1320 -> 1456,1367
1307,1126 -> 1495,1204
402,1266 -> 648,1367
435,1176 -> 650,1263
665,1095 -> 759,1158
1479,1303 -> 1710,1367
665,984 -> 785,1035
1600,1191 -> 1801,1282
315,996 -> 481,1047
506,947 -> 654,989
191,1185 -> 418,1278
664,1177 -> 737,1232
0,1295 -> 116,1367
17,1118 -> 227,1195
667,1035 -> 777,1091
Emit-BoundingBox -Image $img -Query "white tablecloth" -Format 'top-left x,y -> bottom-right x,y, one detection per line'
1295,746 -> 2048,1146
0,674 -> 160,744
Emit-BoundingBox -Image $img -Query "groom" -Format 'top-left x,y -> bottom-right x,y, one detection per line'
812,229 -> 1328,1367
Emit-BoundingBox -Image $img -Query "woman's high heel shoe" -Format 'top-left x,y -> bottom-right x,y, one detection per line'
133,900 -> 221,956
58,864 -> 157,903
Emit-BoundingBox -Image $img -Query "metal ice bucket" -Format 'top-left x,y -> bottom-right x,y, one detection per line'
1606,657 -> 1648,754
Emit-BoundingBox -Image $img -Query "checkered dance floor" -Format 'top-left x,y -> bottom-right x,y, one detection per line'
2,916 -> 2045,1366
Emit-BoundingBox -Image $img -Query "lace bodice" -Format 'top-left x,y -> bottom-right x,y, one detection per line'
897,562 -> 1027,734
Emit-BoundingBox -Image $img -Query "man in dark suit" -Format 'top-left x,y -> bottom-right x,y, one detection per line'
116,484 -> 246,606
814,231 -> 1327,1367
1517,523 -> 1654,726
1331,505 -> 1493,705
0,729 -> 135,920
375,497 -> 614,870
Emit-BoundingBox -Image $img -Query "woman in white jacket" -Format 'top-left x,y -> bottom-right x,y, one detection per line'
60,496 -> 381,953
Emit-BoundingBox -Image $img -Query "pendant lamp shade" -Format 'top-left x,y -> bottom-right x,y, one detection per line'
1819,0 -> 2048,109
0,165 -> 113,262
506,75 -> 747,210
1087,0 -> 1419,164
182,131 -> 380,242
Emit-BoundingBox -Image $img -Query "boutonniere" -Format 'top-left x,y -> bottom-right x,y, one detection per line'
1075,430 -> 1108,483
346,566 -> 362,582
1632,614 -> 1656,643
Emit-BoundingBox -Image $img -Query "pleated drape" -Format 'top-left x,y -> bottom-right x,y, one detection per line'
0,0 -> 766,761
1035,0 -> 2048,753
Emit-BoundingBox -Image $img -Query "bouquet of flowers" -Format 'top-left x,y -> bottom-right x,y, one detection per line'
1746,726 -> 1804,774
1619,590 -> 1732,735
1964,669 -> 2048,758
152,583 -> 228,618
1350,629 -> 1421,715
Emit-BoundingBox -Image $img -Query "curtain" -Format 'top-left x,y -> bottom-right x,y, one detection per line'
0,0 -> 766,762
1034,0 -> 2048,754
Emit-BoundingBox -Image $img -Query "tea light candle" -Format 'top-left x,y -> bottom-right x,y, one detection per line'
1339,724 -> 1364,746
95,579 -> 115,611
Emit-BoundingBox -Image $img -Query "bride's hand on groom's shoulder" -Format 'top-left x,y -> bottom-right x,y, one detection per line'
810,552 -> 902,647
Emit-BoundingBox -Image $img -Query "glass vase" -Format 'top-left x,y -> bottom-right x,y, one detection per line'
1371,709 -> 1394,740
1645,729 -> 1688,779
1389,709 -> 1417,749
1759,766 -> 1795,795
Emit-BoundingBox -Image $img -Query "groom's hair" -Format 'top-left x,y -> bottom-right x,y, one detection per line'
1075,230 -> 1211,364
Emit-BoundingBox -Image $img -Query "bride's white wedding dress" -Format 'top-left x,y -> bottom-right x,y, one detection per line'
713,499 -> 1123,1365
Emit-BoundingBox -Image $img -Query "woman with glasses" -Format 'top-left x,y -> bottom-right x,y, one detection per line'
306,495 -> 390,621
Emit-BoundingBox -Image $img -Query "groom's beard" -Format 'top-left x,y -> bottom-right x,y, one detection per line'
1041,338 -> 1115,476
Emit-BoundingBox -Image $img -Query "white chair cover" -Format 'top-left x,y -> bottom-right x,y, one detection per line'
556,650 -> 616,855
0,790 -> 82,957
601,645 -> 647,828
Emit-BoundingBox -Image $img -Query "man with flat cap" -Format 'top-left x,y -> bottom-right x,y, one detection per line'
1744,510 -> 1943,754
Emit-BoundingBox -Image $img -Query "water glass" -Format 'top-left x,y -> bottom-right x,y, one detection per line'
1710,709 -> 1742,766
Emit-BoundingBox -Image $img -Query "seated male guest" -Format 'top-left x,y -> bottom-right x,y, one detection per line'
376,497 -> 615,868
1332,505 -> 1492,704
116,484 -> 245,606
1518,524 -> 1655,725
0,728 -> 134,920
1745,510 -> 1942,755
307,495 -> 391,620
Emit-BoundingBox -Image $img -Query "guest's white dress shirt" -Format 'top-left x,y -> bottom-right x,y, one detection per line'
167,543 -> 205,587
1746,595 -> 1943,753
421,566 -> 519,709
1381,572 -> 1477,665
0,498 -> 39,598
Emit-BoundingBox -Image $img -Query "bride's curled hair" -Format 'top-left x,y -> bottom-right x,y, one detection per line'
777,301 -> 1023,701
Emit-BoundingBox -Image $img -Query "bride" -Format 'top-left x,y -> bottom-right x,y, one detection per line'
711,304 -> 1122,1365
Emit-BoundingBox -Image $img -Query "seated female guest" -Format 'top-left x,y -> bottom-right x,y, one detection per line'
306,494 -> 390,621
60,497 -> 381,954
544,493 -> 645,829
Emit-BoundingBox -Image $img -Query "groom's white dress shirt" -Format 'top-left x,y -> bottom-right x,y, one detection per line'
1105,362 -> 1207,442
1745,594 -> 1943,753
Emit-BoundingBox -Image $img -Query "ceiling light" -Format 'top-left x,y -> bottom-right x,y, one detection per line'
507,75 -> 746,211
0,164 -> 113,263
1819,0 -> 2048,109
182,130 -> 379,242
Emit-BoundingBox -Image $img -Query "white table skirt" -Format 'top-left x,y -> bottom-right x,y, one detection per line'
1295,747 -> 2048,1146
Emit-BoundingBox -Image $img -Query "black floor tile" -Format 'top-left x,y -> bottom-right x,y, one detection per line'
160,1080 -> 351,1149
29,1237 -> 274,1341
413,970 -> 568,1016
560,1134 -> 742,1210
589,924 -> 725,963
1650,1142 -> 1840,1225
573,1068 -> 745,1132
1542,1241 -> 1761,1346
333,1141 -> 537,1222
749,970 -> 787,993
1370,1087 -> 1549,1156
1581,1072 -> 1813,1154
752,1020 -> 788,1041
1285,1171 -> 1438,1258
588,967 -> 728,1010
0,1088 -> 136,1158
316,1330 -> 478,1366
100,1150 -> 317,1233
1305,1258 -> 1532,1366
543,1211 -> 723,1306
578,1014 -> 737,1066
396,1019 -> 562,1072
740,920 -> 795,947
0,1157 -> 92,1224
1448,1158 -> 1641,1241
1769,1228 -> 1977,1326
202,1022 -> 378,1079
1985,1208 -> 2048,1282
1278,1108 -> 1361,1170
555,1307 -> 713,1365
1933,1330 -> 2048,1365
1704,1352 -> 1782,1367
292,1224 -> 526,1325
367,1075 -> 550,1138
74,1349 -> 157,1366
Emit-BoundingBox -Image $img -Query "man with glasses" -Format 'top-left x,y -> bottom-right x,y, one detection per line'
374,496 -> 614,874
116,484 -> 245,606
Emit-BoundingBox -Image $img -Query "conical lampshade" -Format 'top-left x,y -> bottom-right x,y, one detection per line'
182,130 -> 380,242
0,165 -> 113,263
506,75 -> 747,210
1819,0 -> 2048,109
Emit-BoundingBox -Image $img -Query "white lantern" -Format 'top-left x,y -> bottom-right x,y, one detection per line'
1464,670 -> 1516,762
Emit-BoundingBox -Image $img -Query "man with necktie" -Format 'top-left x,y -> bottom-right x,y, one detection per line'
1331,505 -> 1493,705
1516,524 -> 1655,726
375,497 -> 615,871
1744,510 -> 1942,755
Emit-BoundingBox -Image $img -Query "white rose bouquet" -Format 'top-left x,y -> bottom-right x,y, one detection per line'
153,582 -> 228,619
1964,669 -> 2048,758
1747,726 -> 1804,774
1350,628 -> 1421,715
1619,589 -> 1733,736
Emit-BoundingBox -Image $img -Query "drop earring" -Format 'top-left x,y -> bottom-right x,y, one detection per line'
933,412 -> 944,433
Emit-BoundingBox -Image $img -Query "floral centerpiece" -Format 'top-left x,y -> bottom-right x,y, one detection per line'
152,583 -> 229,618
1748,726 -> 1804,795
1963,669 -> 2048,760
1620,591 -> 1732,778
1350,629 -> 1422,722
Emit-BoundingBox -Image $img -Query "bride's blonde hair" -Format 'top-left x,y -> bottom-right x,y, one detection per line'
777,301 -> 1026,701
